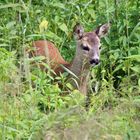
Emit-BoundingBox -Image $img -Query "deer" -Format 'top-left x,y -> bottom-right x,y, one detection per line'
29,23 -> 110,96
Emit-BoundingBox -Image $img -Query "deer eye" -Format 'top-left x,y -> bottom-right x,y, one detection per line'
81,45 -> 90,51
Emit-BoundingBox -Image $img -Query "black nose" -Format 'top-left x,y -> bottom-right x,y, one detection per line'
90,59 -> 99,65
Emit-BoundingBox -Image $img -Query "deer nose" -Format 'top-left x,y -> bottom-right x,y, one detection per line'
90,59 -> 99,65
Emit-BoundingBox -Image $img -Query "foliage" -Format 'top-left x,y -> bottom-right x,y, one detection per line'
0,0 -> 140,139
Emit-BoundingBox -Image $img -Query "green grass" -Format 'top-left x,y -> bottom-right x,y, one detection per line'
0,0 -> 140,139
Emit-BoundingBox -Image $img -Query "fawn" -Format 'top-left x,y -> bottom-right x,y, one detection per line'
30,23 -> 110,95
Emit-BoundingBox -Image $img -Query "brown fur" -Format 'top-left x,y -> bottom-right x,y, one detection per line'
31,40 -> 70,74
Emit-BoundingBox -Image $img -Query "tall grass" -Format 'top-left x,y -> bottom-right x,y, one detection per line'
0,0 -> 140,139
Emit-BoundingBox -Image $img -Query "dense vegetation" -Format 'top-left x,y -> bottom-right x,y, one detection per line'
0,0 -> 140,139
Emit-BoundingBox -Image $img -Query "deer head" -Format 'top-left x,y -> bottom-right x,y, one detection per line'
73,23 -> 110,68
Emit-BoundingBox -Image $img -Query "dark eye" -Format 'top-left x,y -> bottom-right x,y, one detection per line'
99,46 -> 101,50
81,45 -> 90,51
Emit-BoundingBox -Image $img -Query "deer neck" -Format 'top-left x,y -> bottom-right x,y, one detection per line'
70,47 -> 90,77
69,51 -> 90,95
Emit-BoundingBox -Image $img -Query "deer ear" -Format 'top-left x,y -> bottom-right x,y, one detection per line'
73,23 -> 84,40
95,23 -> 110,38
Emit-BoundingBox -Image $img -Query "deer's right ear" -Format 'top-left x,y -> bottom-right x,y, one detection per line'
95,23 -> 110,38
73,23 -> 84,40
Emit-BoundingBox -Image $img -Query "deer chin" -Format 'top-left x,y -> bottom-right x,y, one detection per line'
90,63 -> 96,67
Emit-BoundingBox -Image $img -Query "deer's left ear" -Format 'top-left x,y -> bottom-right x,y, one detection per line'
95,23 -> 110,38
73,23 -> 84,40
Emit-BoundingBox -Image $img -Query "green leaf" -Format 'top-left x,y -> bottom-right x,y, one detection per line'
112,64 -> 124,74
0,44 -> 10,47
66,83 -> 73,90
87,9 -> 96,19
133,98 -> 140,108
58,23 -> 68,35
0,3 -> 20,9
129,22 -> 140,40
29,56 -> 46,62
125,55 -> 140,62
52,2 -> 65,9
138,79 -> 140,87
123,36 -> 127,47
130,66 -> 140,73
6,21 -> 16,29
46,31 -> 62,43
